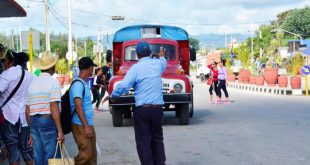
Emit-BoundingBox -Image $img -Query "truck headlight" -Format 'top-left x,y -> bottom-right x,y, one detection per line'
173,83 -> 183,93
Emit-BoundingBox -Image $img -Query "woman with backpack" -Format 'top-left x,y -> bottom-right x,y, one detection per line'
207,62 -> 219,104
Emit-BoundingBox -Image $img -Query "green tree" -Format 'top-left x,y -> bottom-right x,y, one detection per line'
0,32 -> 10,48
234,44 -> 251,69
281,7 -> 310,38
273,9 -> 295,26
55,58 -> 69,74
189,37 -> 200,50
50,32 -> 68,59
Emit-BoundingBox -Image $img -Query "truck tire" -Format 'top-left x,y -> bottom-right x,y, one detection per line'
189,92 -> 194,118
124,110 -> 132,119
199,74 -> 205,82
112,106 -> 123,127
175,109 -> 180,118
179,104 -> 189,125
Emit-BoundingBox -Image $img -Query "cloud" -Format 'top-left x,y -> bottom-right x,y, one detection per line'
0,0 -> 309,37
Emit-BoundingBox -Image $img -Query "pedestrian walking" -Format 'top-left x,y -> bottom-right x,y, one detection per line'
0,50 -> 34,165
97,52 -> 113,106
26,51 -> 64,165
217,61 -> 230,104
70,57 -> 97,165
92,68 -> 103,111
112,41 -> 167,165
207,62 -> 219,103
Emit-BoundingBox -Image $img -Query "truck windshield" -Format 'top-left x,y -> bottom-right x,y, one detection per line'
125,44 -> 176,61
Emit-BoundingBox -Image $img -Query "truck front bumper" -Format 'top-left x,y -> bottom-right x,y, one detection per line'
109,93 -> 192,106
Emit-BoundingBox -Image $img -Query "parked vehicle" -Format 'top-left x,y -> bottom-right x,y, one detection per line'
195,57 -> 210,82
108,25 -> 196,126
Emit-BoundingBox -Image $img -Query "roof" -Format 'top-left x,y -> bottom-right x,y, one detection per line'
287,39 -> 310,46
287,39 -> 310,56
113,25 -> 189,42
0,0 -> 26,18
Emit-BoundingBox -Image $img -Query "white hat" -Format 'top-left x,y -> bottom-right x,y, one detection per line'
34,51 -> 59,70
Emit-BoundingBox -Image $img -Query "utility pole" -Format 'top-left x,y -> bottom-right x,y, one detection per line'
68,0 -> 73,62
75,36 -> 78,54
11,30 -> 15,50
224,32 -> 227,50
230,36 -> 233,52
19,18 -> 22,51
15,32 -> 19,51
44,0 -> 50,51
84,41 -> 87,56
259,30 -> 263,58
97,29 -> 102,67
251,30 -> 254,59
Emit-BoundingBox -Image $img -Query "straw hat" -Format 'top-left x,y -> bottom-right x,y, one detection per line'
34,51 -> 58,70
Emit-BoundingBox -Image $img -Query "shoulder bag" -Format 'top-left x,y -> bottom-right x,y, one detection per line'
0,68 -> 25,124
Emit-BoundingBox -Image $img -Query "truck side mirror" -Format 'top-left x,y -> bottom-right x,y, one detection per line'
190,48 -> 196,61
106,50 -> 112,62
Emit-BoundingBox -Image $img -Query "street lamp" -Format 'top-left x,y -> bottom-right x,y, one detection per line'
111,16 -> 125,20
248,30 -> 255,59
273,28 -> 303,44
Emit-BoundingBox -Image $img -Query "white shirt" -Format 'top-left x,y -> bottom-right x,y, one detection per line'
0,65 -> 35,127
27,73 -> 61,116
93,75 -> 98,85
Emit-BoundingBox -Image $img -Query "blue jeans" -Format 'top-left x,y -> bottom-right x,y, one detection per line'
30,115 -> 59,165
0,120 -> 34,164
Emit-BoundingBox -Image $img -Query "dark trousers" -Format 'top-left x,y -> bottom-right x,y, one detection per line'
217,80 -> 229,98
209,80 -> 218,95
0,120 -> 33,164
100,85 -> 107,99
92,88 -> 101,108
133,106 -> 166,165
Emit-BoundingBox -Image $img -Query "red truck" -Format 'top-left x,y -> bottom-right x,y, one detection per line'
108,25 -> 196,126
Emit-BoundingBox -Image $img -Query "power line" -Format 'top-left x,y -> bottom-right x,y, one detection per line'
24,0 -> 44,2
48,3 -> 101,30
49,2 -> 269,26
48,6 -> 68,30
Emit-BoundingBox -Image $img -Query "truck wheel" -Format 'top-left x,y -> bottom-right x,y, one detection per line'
112,106 -> 123,127
179,104 -> 189,125
199,74 -> 205,82
175,109 -> 180,118
189,92 -> 194,118
124,111 -> 132,119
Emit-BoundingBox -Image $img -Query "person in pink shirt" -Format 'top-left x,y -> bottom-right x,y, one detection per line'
207,62 -> 219,103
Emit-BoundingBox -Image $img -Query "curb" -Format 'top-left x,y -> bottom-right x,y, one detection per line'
227,83 -> 310,96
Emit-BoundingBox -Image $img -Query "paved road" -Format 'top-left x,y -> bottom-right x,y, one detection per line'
55,78 -> 310,165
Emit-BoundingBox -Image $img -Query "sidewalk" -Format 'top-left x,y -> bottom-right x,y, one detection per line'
227,76 -> 310,96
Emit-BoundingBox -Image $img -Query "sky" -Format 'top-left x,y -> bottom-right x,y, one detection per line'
1,0 -> 310,37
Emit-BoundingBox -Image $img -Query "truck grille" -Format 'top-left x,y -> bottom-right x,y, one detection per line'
163,83 -> 169,88
127,83 -> 170,94
162,83 -> 170,93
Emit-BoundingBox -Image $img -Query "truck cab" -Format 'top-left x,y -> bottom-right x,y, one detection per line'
108,25 -> 196,126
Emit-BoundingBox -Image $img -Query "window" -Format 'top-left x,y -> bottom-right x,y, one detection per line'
124,44 -> 176,61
